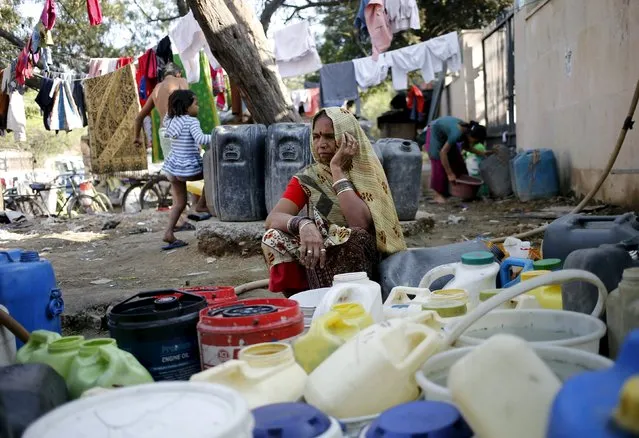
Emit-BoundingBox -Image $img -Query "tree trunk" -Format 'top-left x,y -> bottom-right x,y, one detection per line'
187,0 -> 300,125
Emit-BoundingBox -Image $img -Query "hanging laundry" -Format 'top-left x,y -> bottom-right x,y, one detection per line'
7,91 -> 27,142
35,77 -> 55,130
169,11 -> 219,83
385,0 -> 420,33
87,0 -> 102,25
210,67 -> 226,110
0,70 -> 8,135
274,21 -> 322,78
305,88 -> 320,116
49,81 -> 84,132
136,49 -> 158,106
72,81 -> 88,127
319,61 -> 359,107
116,57 -> 134,69
15,41 -> 34,86
407,85 -> 424,121
155,36 -> 173,77
84,64 -> 147,173
365,0 -> 392,61
425,31 -> 462,74
386,42 -> 435,90
88,58 -> 119,77
354,0 -> 370,36
40,0 -> 56,30
352,53 -> 389,89
291,89 -> 310,112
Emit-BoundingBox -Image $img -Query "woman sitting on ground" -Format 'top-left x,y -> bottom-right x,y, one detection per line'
427,116 -> 491,204
262,107 -> 407,297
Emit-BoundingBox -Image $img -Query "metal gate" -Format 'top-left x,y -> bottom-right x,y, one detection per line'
482,9 -> 516,148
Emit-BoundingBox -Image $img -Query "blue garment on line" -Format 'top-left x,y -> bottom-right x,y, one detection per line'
354,0 -> 370,33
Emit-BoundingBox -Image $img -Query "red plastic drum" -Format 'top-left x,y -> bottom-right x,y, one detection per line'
179,286 -> 237,307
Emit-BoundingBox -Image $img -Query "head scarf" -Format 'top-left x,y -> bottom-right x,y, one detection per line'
295,107 -> 407,255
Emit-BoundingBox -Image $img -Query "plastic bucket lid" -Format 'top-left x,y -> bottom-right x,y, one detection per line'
253,403 -> 341,438
363,401 -> 472,437
23,382 -> 254,438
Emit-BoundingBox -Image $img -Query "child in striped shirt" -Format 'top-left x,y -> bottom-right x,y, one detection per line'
161,89 -> 212,250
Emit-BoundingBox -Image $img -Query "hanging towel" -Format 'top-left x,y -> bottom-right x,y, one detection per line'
49,81 -> 83,132
354,0 -> 370,34
169,11 -> 219,83
41,0 -> 56,30
88,58 -> 119,77
385,0 -> 420,33
87,0 -> 102,25
35,77 -> 55,130
352,53 -> 389,89
319,62 -> 359,107
426,31 -> 462,74
277,52 -> 322,78
305,88 -> 320,116
7,91 -> 27,142
0,71 -> 9,134
84,64 -> 147,173
72,81 -> 88,127
365,0 -> 392,61
387,42 -> 435,90
274,21 -> 322,78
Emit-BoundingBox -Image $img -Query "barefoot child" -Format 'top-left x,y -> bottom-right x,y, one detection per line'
161,90 -> 211,250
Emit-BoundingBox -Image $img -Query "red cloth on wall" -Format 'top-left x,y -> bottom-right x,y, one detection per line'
87,0 -> 102,25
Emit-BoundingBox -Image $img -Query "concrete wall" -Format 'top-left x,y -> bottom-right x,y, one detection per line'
440,30 -> 486,124
515,0 -> 639,207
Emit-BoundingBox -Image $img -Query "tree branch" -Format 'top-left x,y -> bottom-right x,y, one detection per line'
132,0 -> 181,23
282,0 -> 342,11
0,28 -> 26,49
260,0 -> 286,32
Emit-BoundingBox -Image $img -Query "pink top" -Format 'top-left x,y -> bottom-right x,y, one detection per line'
365,0 -> 392,61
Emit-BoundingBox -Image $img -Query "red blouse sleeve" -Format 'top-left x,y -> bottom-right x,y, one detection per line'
282,177 -> 308,209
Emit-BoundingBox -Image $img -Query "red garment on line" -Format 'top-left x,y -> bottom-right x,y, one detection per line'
407,85 -> 425,113
15,40 -> 34,86
136,49 -> 158,105
116,57 -> 134,69
87,0 -> 102,26
41,0 -> 56,30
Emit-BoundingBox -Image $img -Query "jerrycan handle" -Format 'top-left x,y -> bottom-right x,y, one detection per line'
314,283 -> 366,321
0,251 -> 16,263
418,264 -> 456,289
47,288 -> 64,318
396,315 -> 442,371
443,269 -> 608,347
385,286 -> 432,305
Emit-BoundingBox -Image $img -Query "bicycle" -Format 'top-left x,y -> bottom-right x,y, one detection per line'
30,174 -> 114,217
3,178 -> 48,219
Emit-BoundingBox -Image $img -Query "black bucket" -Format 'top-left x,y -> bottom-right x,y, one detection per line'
107,290 -> 206,381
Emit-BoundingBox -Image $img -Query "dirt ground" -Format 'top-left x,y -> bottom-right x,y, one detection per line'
0,194 -> 626,336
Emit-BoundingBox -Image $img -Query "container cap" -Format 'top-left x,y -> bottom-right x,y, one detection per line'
253,403 -> 331,438
107,290 -> 206,325
22,382 -> 253,438
461,251 -> 495,266
365,401 -> 472,438
533,259 -> 562,271
20,251 -> 40,262
614,375 -> 639,434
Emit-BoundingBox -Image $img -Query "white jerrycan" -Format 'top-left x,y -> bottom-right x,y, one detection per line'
383,286 -> 432,319
304,312 -> 443,419
419,251 -> 499,310
313,273 -> 383,323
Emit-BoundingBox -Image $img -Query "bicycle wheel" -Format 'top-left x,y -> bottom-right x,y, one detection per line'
121,182 -> 145,213
138,180 -> 163,210
95,192 -> 114,212
67,195 -> 111,217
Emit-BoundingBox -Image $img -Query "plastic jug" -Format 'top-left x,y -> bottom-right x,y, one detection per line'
479,143 -> 512,198
304,313 -> 444,418
379,139 -> 422,221
479,288 -> 540,309
547,330 -> 639,437
15,330 -> 62,364
0,305 -> 16,366
503,237 -> 532,259
361,401 -> 473,438
419,251 -> 499,309
253,403 -> 343,438
499,257 -> 535,288
190,342 -> 307,409
25,335 -> 84,380
66,338 -> 154,399
607,268 -> 639,359
383,286 -> 432,319
448,334 -> 561,438
314,272 -> 383,323
510,148 -> 560,201
294,303 -> 373,373
520,270 -> 562,310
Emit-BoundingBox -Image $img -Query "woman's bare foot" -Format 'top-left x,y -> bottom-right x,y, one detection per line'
432,193 -> 447,204
163,231 -> 176,244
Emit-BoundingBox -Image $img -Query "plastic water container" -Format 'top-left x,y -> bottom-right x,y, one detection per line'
503,236 -> 532,259
212,124 -> 267,221
378,138 -> 422,221
179,286 -> 237,307
372,141 -> 384,167
203,148 -> 217,216
499,257 -> 535,288
417,343 -> 613,403
290,288 -> 330,331
479,288 -> 540,309
0,250 -> 64,348
22,382 -> 255,438
520,270 -> 562,310
607,268 -> 639,359
547,330 -> 639,438
294,303 -> 373,373
190,342 -> 306,409
23,335 -> 84,380
510,149 -> 560,201
0,364 -> 69,438
265,123 -> 312,213
449,334 -> 562,438
304,313 -> 443,419
253,403 -> 343,438
479,144 -> 512,198
313,272 -> 383,323
383,286 -> 432,319
360,401 -> 473,438
542,213 -> 639,262
0,305 -> 16,366
418,251 -> 499,310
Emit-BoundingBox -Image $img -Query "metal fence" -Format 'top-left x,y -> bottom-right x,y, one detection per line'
482,9 -> 516,148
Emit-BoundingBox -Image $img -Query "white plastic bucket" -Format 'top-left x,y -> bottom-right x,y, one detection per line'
23,382 -> 254,438
416,344 -> 613,403
290,288 -> 329,331
452,309 -> 607,353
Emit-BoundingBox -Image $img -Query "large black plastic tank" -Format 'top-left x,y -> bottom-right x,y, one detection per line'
265,123 -> 312,213
479,144 -> 512,198
212,125 -> 268,221
377,138 -> 422,221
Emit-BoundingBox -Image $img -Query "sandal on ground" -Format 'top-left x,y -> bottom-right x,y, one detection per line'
162,240 -> 188,251
187,212 -> 213,222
